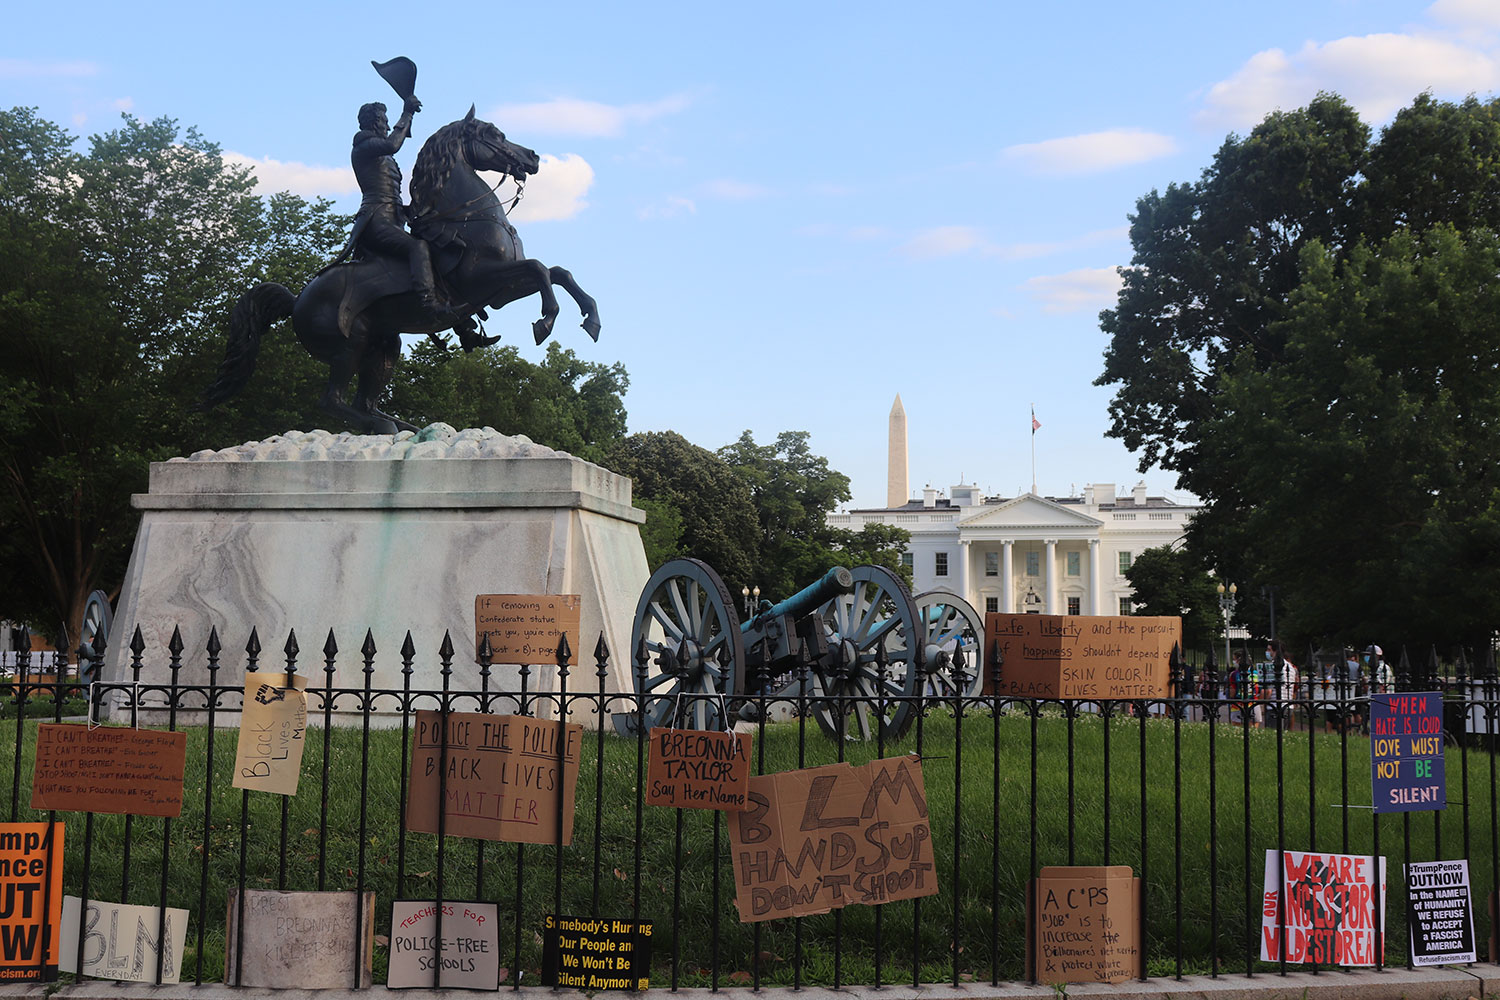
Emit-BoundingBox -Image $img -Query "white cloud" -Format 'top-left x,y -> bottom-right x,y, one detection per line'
997,226 -> 1129,261
491,94 -> 691,138
0,58 -> 97,78
701,178 -> 769,200
112,97 -> 134,112
224,153 -> 356,198
1430,0 -> 1500,30
900,225 -> 991,259
1002,129 -> 1178,174
1023,267 -> 1123,314
504,153 -> 593,222
638,196 -> 697,221
1199,33 -> 1500,128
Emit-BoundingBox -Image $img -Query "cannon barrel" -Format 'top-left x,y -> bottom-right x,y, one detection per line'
744,565 -> 854,633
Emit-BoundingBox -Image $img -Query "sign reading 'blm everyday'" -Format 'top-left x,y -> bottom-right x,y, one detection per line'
1370,692 -> 1446,813
542,915 -> 652,991
59,897 -> 188,983
646,728 -> 751,811
1406,860 -> 1476,966
729,756 -> 936,922
1261,851 -> 1386,966
1031,866 -> 1143,985
474,594 -> 581,665
0,823 -> 64,982
32,725 -> 186,818
406,712 -> 583,845
983,614 -> 1179,700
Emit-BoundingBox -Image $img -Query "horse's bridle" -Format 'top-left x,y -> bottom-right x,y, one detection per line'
465,124 -> 528,212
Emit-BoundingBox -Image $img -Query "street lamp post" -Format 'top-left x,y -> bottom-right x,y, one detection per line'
1217,582 -> 1238,670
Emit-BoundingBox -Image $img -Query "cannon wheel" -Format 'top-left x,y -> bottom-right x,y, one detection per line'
81,590 -> 113,655
812,565 -> 921,742
915,591 -> 984,699
615,558 -> 745,735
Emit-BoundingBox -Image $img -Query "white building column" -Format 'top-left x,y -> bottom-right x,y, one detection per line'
1088,539 -> 1101,615
957,539 -> 971,605
1044,538 -> 1057,614
1000,540 -> 1014,612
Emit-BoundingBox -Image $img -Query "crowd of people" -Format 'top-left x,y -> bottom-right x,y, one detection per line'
1197,641 -> 1396,730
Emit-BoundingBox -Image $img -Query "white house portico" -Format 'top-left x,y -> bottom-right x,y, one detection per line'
828,481 -> 1197,618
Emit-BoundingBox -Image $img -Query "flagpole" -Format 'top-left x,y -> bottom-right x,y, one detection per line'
1030,404 -> 1037,495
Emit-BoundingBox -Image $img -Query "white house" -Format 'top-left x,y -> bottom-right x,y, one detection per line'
828,481 -> 1197,615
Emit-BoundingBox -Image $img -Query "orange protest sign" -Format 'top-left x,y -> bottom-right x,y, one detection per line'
232,672 -> 308,796
1031,866 -> 1143,985
646,728 -> 751,811
474,595 -> 582,664
31,725 -> 186,817
406,712 -> 583,845
985,614 -> 1179,699
0,822 -> 64,982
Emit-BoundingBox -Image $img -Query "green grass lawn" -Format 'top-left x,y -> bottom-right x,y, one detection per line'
1,699 -> 1493,986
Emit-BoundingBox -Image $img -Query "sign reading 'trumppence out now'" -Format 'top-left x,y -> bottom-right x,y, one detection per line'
729,756 -> 936,922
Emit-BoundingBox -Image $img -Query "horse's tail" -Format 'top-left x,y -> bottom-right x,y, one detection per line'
195,283 -> 296,410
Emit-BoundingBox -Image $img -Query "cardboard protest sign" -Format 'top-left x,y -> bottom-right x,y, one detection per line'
1407,860 -> 1476,966
1371,692 -> 1446,813
388,901 -> 499,989
984,614 -> 1179,699
1030,866 -> 1143,985
32,725 -> 186,818
225,889 -> 374,988
475,594 -> 582,664
231,672 -> 308,796
1261,850 -> 1386,965
646,728 -> 751,811
0,822 -> 64,982
406,712 -> 583,845
729,755 -> 937,922
59,897 -> 188,983
542,915 -> 652,992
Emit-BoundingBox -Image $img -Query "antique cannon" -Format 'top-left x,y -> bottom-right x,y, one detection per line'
615,558 -> 953,742
913,591 -> 984,699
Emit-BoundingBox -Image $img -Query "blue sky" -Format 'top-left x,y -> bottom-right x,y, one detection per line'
7,1 -> 1500,507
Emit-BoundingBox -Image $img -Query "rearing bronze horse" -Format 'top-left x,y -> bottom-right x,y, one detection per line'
199,108 -> 600,434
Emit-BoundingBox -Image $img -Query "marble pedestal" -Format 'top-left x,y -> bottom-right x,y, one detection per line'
109,426 -> 649,719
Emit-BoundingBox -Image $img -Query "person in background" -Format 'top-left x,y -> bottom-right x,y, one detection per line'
1366,644 -> 1394,693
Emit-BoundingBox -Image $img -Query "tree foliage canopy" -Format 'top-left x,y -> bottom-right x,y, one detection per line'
1123,545 -> 1221,654
1098,92 -> 1500,647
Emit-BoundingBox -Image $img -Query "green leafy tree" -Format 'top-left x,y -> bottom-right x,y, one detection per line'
1098,92 -> 1500,646
386,338 -> 629,464
1123,545 -> 1221,655
0,107 -> 345,646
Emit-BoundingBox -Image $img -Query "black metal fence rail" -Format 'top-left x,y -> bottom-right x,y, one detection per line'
2,630 -> 1498,989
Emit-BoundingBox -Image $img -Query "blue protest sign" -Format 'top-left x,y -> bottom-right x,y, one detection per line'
1370,692 -> 1445,814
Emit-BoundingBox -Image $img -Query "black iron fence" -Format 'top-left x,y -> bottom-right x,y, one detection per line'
2,630 -> 1499,988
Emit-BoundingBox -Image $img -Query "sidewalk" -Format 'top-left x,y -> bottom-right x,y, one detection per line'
0,969 -> 1491,1000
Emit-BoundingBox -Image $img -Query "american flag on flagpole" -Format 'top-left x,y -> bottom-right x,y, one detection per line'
1031,408 -> 1041,432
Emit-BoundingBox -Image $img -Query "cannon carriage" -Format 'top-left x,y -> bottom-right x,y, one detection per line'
612,558 -> 982,741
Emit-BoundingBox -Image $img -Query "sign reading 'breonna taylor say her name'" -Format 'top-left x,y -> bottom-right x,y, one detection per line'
729,755 -> 936,922
1370,692 -> 1446,813
646,728 -> 751,811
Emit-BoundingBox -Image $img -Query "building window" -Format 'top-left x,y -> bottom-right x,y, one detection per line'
1067,596 -> 1081,615
1026,551 -> 1039,576
900,552 -> 914,570
1066,551 -> 1080,576
935,552 -> 948,576
1119,597 -> 1133,615
985,597 -> 998,614
985,551 -> 999,576
1118,551 -> 1132,575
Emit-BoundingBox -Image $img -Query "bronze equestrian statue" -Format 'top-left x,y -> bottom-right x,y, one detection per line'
198,58 -> 600,434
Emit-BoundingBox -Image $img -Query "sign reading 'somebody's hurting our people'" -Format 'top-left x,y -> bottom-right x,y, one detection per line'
1261,851 -> 1386,965
1406,860 -> 1476,966
387,901 -> 499,990
475,594 -> 582,664
983,614 -> 1179,699
646,728 -> 751,811
1371,692 -> 1446,813
542,915 -> 653,991
232,672 -> 308,796
406,712 -> 583,845
1031,866 -> 1143,985
59,897 -> 189,983
0,822 -> 64,982
32,725 -> 186,818
729,755 -> 936,922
